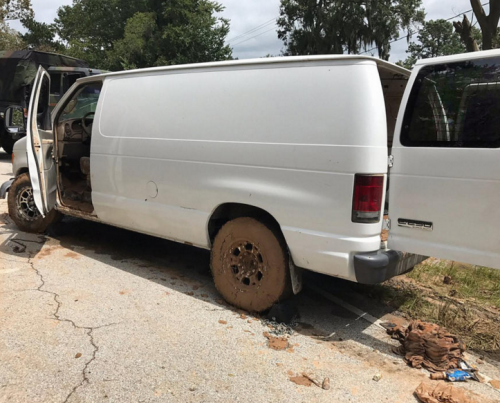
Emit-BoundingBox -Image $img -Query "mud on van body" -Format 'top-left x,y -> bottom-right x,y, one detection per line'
2,51 -> 500,312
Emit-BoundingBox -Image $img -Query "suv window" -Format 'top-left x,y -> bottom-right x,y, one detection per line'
401,56 -> 500,148
49,72 -> 62,94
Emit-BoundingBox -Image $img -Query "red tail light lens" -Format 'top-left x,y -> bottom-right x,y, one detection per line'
352,175 -> 384,223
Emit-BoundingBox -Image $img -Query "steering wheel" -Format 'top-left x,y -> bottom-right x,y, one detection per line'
81,112 -> 95,136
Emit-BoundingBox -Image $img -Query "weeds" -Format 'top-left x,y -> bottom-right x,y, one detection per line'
407,259 -> 500,309
356,259 -> 500,358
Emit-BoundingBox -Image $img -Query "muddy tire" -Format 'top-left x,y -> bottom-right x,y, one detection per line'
8,173 -> 61,233
211,217 -> 292,312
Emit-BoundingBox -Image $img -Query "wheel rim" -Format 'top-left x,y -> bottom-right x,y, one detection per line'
17,186 -> 40,221
226,240 -> 266,288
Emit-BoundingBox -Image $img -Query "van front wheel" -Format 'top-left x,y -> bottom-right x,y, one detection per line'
8,173 -> 61,233
211,217 -> 292,312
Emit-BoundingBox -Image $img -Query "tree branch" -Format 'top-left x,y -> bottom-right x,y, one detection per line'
470,0 -> 488,30
453,15 -> 480,52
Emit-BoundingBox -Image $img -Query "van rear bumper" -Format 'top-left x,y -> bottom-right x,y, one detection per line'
353,249 -> 427,284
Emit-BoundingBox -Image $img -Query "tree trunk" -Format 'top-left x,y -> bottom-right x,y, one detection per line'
471,0 -> 500,50
453,15 -> 479,52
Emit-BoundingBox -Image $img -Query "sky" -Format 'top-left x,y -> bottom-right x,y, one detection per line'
8,0 -> 489,63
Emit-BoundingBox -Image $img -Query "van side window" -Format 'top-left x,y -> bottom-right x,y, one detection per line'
401,56 -> 500,148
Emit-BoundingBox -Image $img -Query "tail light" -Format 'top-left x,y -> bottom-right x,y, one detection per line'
352,175 -> 384,223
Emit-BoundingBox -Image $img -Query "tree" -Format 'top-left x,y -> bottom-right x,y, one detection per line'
0,0 -> 32,52
0,22 -> 23,50
454,0 -> 500,52
55,0 -> 232,71
277,0 -> 425,60
398,19 -> 465,69
453,15 -> 480,52
471,0 -> 500,50
0,0 -> 32,22
20,16 -> 62,52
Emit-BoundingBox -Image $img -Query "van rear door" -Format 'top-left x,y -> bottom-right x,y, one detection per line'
26,66 -> 57,216
388,51 -> 500,270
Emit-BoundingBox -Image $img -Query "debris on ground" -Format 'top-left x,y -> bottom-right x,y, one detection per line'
266,301 -> 298,324
372,373 -> 382,382
263,332 -> 289,350
261,318 -> 296,337
288,372 -> 328,390
387,320 -> 465,372
430,370 -> 477,382
322,377 -> 330,390
414,382 -> 477,403
301,373 -> 322,388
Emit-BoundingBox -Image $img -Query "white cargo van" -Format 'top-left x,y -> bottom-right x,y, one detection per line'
2,51 -> 499,312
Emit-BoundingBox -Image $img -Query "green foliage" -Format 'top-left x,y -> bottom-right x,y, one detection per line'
55,0 -> 232,71
277,0 -> 425,60
20,16 -> 63,52
0,0 -> 32,22
0,22 -> 23,50
398,19 -> 465,69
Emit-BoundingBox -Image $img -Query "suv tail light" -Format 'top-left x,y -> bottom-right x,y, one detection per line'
352,175 -> 384,223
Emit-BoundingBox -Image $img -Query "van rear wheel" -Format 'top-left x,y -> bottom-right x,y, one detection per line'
8,173 -> 61,233
210,217 -> 292,312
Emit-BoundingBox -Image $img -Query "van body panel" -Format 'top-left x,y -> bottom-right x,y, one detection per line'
388,51 -> 500,270
90,59 -> 390,279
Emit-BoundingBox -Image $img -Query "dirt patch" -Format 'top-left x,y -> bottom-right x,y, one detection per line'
218,320 -> 227,325
35,245 -> 64,259
64,252 -> 80,259
289,375 -> 312,387
263,332 -> 289,351
489,380 -> 500,389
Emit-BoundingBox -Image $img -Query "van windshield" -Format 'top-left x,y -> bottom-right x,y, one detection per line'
60,83 -> 102,121
401,56 -> 500,148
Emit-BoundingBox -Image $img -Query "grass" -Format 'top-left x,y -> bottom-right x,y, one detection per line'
407,259 -> 500,309
355,259 -> 500,357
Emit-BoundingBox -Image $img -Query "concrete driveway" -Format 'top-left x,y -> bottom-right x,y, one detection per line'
0,150 -> 499,403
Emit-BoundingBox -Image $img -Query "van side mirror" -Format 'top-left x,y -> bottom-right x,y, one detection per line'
4,106 -> 25,135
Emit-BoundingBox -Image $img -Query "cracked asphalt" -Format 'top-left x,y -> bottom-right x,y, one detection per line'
1,150 -> 499,403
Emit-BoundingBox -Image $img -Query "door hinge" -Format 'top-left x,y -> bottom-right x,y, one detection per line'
388,155 -> 394,168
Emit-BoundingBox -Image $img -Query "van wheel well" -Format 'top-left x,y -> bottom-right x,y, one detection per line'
16,168 -> 29,177
208,203 -> 284,246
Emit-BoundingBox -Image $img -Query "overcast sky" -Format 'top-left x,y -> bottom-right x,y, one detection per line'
8,0 -> 489,63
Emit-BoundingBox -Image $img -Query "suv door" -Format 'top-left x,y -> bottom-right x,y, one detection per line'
27,66 -> 57,216
388,51 -> 500,270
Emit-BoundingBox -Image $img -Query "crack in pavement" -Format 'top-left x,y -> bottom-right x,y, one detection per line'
13,240 -> 119,403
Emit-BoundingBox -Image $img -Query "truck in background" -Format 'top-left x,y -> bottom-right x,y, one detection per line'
0,50 -> 104,154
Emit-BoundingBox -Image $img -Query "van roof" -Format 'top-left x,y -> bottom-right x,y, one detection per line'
79,54 -> 410,82
415,48 -> 500,67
